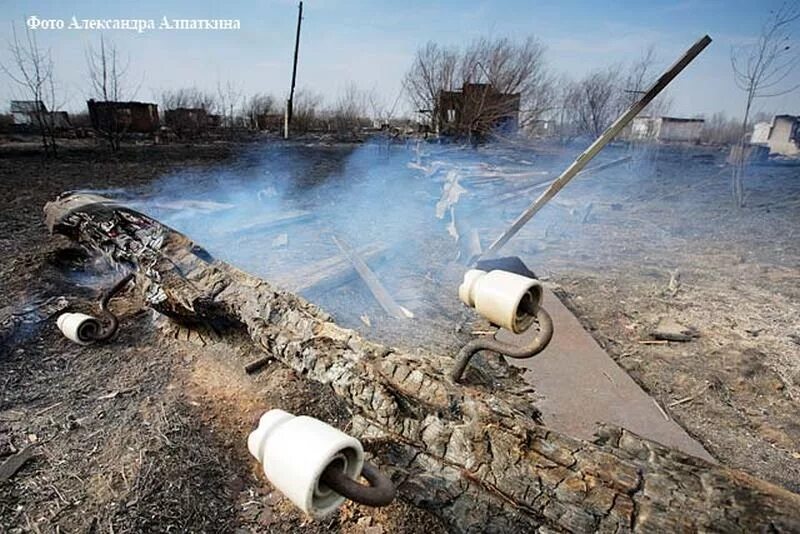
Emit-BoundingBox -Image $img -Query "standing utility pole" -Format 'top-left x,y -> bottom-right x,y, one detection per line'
285,1 -> 303,139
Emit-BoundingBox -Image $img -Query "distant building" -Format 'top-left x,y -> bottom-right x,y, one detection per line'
164,107 -> 212,136
87,100 -> 159,134
10,100 -> 45,125
527,118 -> 556,137
631,116 -> 704,143
750,115 -> 799,157
10,100 -> 71,129
434,83 -> 521,137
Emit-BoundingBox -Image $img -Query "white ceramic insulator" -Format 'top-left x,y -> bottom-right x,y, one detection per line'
247,409 -> 365,518
458,269 -> 542,334
56,312 -> 100,345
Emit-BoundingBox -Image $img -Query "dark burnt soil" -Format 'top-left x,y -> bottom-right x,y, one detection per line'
1,138 -> 799,532
0,141 -> 445,533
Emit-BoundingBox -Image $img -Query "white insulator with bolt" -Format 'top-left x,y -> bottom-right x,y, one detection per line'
247,409 -> 365,518
458,269 -> 543,334
56,312 -> 101,345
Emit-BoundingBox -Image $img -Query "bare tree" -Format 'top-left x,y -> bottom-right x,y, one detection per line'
291,88 -> 323,133
701,112 -> 743,145
242,93 -> 275,130
216,80 -> 242,129
367,87 -> 403,128
564,66 -> 623,137
160,87 -> 217,112
86,35 -> 138,150
730,1 -> 800,206
403,42 -> 458,119
622,46 -> 672,116
460,37 -> 556,129
328,82 -> 369,135
1,23 -> 59,155
404,37 -> 555,137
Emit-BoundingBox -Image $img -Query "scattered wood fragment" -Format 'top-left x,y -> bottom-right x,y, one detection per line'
34,402 -> 62,416
222,210 -> 315,236
145,200 -> 235,213
653,317 -> 697,342
331,235 -> 413,319
245,355 -> 273,375
271,233 -> 288,249
276,243 -> 388,295
639,340 -> 669,345
668,382 -> 712,408
653,399 -> 670,421
0,447 -> 34,482
449,207 -> 482,263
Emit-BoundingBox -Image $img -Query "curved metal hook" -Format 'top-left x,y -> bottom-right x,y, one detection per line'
91,272 -> 135,342
451,307 -> 554,382
320,461 -> 396,507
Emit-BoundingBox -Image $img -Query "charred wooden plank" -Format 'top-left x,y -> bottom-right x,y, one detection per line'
331,235 -> 412,319
44,192 -> 800,533
276,242 -> 388,295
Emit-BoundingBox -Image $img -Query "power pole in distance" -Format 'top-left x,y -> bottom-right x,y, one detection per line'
285,1 -> 303,139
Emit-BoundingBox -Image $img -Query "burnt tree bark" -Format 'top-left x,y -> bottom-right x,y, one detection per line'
45,193 -> 800,533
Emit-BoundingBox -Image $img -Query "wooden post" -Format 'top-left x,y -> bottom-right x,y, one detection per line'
477,35 -> 712,262
285,1 -> 303,138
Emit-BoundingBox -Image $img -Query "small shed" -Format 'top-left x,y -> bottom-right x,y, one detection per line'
631,116 -> 704,143
87,100 -> 159,134
750,115 -> 800,157
10,100 -> 45,125
10,101 -> 71,129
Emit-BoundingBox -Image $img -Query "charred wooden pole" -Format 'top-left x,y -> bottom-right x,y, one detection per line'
477,35 -> 712,262
285,1 -> 303,139
44,193 -> 800,533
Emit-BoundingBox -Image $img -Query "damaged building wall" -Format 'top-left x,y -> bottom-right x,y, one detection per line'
434,83 -> 521,137
752,115 -> 800,157
87,100 -> 160,134
10,101 -> 71,130
631,116 -> 704,143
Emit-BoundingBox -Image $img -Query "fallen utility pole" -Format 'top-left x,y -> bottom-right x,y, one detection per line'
284,1 -> 303,139
477,35 -> 712,262
44,193 -> 800,532
331,235 -> 413,319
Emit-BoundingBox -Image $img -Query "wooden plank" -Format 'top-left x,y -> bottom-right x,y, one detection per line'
0,447 -> 34,481
222,210 -> 315,236
331,235 -> 412,319
479,36 -> 711,260
276,243 -> 388,294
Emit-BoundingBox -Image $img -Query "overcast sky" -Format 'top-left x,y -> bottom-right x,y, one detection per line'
1,0 -> 798,119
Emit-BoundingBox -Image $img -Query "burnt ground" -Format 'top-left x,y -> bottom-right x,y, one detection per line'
0,140 -> 443,533
1,137 -> 799,532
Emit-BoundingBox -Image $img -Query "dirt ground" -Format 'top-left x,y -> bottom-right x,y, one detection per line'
1,137 -> 799,532
0,140 -> 445,533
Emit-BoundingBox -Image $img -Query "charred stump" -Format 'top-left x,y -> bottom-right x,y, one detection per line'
45,193 -> 800,533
